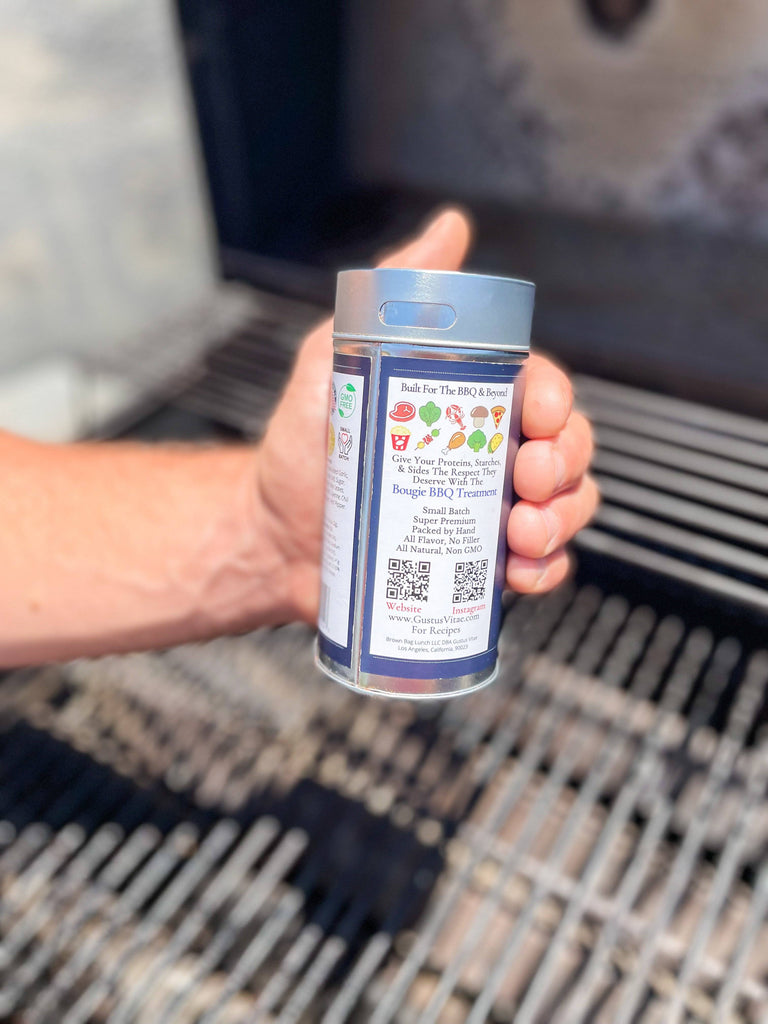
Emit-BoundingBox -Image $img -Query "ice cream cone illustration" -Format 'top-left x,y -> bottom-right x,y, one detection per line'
390,424 -> 411,451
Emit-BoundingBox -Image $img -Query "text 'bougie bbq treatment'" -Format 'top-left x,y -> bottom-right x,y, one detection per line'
316,267 -> 534,698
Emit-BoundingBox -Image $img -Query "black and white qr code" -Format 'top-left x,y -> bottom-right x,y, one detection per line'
386,558 -> 431,602
453,559 -> 489,603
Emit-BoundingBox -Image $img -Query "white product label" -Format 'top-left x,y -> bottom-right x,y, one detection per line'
318,370 -> 366,647
368,375 -> 514,662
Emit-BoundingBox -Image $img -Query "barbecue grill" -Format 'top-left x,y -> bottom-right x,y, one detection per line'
1,292 -> 767,1022
3,3 -> 768,1021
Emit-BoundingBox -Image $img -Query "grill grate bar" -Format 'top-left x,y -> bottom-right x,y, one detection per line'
0,784 -> 154,969
177,375 -> 278,420
273,894 -> 374,1024
320,931 -> 394,1024
62,820 -> 239,1024
197,862 -> 320,1024
667,725 -> 768,1019
576,382 -> 768,465
595,478 -> 768,551
1,823 -> 88,923
461,614 -> 674,1021
592,505 -> 768,581
251,601 -> 553,1024
248,879 -> 351,1019
193,673 -> 469,1023
0,824 -> 159,1017
607,639 -> 760,1024
1,556 -> 765,1022
576,528 -> 768,615
106,817 -> 281,1024
0,824 -> 122,982
459,608 -> 672,1023
594,452 -> 768,521
29,824 -> 191,1024
0,823 -> 53,892
319,838 -> 445,1024
420,596 -> 635,1022
0,749 -> 91,854
714,856 -> 768,1020
594,425 -> 768,494
369,587 -> 603,1024
546,628 -> 718,1023
155,829 -> 308,1024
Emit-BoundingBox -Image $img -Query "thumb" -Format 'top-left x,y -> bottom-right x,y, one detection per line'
377,207 -> 473,271
284,207 -> 474,377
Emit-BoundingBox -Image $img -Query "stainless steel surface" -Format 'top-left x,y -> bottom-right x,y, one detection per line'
334,269 -> 534,351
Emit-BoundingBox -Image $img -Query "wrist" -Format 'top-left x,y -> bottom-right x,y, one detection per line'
252,444 -> 320,626
184,445 -> 300,638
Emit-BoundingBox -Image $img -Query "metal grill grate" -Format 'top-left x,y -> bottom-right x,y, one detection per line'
2,304 -> 767,1021
1,580 -> 767,1022
575,375 -> 768,615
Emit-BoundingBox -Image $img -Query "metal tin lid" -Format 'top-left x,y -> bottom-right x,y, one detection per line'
334,268 -> 534,351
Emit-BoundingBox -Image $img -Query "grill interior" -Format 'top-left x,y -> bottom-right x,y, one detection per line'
1,298 -> 767,1023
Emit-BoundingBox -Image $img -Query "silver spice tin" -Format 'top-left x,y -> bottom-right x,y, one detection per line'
316,267 -> 534,698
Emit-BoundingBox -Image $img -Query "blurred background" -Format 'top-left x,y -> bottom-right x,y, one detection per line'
2,0 -> 767,441
1,3 -> 767,1023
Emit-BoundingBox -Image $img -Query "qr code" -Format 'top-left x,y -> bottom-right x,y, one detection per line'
453,559 -> 489,603
386,558 -> 431,602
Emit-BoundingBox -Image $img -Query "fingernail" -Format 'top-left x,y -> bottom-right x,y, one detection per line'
540,506 -> 560,551
531,558 -> 549,589
509,556 -> 549,590
552,449 -> 567,491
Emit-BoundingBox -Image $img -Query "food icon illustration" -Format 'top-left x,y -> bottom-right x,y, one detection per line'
445,404 -> 466,431
491,405 -> 505,428
327,422 -> 335,457
443,431 -> 466,453
419,401 -> 441,428
416,429 -> 440,449
468,429 -> 487,453
338,427 -> 353,456
389,401 -> 416,422
470,405 -> 489,427
390,424 -> 412,451
488,432 -> 503,454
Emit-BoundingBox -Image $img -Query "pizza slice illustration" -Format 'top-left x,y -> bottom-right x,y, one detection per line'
491,405 -> 505,428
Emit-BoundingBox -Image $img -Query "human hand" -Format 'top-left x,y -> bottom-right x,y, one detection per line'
257,208 -> 598,623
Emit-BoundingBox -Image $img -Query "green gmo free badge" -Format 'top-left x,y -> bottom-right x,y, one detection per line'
338,382 -> 357,418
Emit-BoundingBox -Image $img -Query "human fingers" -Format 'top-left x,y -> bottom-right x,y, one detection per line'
377,207 -> 473,271
507,474 -> 600,559
522,353 -> 573,440
506,548 -> 571,594
514,410 -> 594,503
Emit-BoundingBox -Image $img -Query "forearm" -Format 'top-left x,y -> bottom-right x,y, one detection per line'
0,432 -> 295,667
